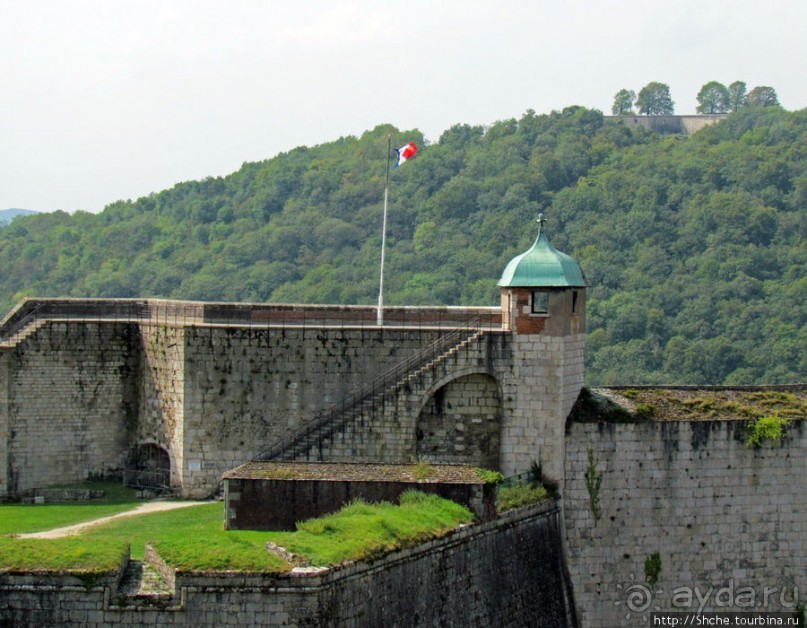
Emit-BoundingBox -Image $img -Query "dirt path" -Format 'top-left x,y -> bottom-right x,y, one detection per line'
18,500 -> 212,539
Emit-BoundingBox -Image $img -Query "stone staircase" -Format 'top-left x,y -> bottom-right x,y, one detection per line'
0,318 -> 47,348
115,559 -> 174,607
269,328 -> 489,463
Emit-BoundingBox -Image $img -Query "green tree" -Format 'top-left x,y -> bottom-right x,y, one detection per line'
611,89 -> 636,115
727,81 -> 747,111
1,107 -> 805,387
696,81 -> 730,114
746,86 -> 779,107
636,82 -> 674,115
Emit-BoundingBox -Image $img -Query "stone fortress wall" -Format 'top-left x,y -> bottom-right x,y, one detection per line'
564,416 -> 805,627
607,114 -> 727,135
0,297 -> 584,498
1,279 -> 803,625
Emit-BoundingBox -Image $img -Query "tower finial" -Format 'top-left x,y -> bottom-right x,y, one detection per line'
536,213 -> 547,233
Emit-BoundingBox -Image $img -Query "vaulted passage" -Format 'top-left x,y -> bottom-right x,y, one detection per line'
416,373 -> 502,470
124,443 -> 171,492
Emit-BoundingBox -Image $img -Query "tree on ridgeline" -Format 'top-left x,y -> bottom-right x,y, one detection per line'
611,89 -> 636,115
746,86 -> 779,107
636,82 -> 674,115
696,81 -> 730,114
727,81 -> 748,111
0,106 -> 805,385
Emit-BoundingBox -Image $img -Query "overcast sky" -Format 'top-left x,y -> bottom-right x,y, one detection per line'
3,0 -> 806,214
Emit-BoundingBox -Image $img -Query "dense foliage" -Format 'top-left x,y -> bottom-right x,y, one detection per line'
1,106 -> 804,385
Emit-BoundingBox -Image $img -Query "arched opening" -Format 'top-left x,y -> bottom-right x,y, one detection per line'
415,373 -> 502,470
124,443 -> 171,492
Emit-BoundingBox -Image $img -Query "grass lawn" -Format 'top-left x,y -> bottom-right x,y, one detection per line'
0,488 -> 473,574
270,490 -> 474,566
0,482 -> 141,535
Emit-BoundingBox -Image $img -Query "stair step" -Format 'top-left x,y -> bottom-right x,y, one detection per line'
116,560 -> 172,602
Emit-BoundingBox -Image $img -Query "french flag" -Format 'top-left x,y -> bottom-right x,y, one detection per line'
394,142 -> 417,167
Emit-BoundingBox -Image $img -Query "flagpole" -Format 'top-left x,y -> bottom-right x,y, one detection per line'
377,134 -> 392,326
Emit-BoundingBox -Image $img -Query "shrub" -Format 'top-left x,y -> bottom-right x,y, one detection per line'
745,414 -> 790,448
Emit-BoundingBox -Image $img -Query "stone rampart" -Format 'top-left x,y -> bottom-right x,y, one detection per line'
564,419 -> 806,627
178,325 -> 452,493
607,114 -> 727,135
2,321 -> 139,494
0,500 -> 576,627
1,299 -> 578,498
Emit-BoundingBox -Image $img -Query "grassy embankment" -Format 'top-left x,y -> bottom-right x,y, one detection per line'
0,486 -> 476,573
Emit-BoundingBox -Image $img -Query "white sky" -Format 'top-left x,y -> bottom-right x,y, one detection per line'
2,0 -> 806,214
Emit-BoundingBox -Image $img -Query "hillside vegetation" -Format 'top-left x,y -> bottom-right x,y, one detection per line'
1,107 -> 804,385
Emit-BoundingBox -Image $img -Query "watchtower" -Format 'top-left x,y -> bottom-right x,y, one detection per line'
496,215 -> 587,483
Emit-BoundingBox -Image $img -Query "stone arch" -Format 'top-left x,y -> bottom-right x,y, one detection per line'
124,442 -> 172,492
415,371 -> 502,470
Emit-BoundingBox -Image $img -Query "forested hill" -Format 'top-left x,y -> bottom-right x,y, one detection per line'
1,106 -> 804,385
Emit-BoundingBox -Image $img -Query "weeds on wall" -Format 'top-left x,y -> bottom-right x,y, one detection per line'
644,552 -> 662,587
584,446 -> 602,523
745,414 -> 790,448
473,468 -> 504,485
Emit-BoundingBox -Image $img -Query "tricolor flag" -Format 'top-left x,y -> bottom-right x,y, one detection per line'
394,142 -> 417,167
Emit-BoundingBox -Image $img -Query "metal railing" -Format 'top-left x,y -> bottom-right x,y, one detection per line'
0,301 -> 46,344
254,315 -> 493,462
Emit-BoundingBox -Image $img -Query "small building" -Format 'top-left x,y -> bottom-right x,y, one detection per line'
498,213 -> 587,335
223,462 -> 497,530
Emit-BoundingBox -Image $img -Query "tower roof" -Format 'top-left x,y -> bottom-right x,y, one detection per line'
497,215 -> 586,288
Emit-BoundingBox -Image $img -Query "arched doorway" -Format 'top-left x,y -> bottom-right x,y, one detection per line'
124,443 -> 171,492
415,373 -> 502,470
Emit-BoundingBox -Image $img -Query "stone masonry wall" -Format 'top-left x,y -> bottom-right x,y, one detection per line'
499,333 -> 584,484
564,419 -> 806,628
0,500 -> 576,627
416,373 -> 502,469
178,327 -> 448,495
139,324 -> 186,485
0,352 -> 9,496
1,301 -> 582,498
2,322 -> 138,495
561,333 -> 586,420
283,332 -> 502,467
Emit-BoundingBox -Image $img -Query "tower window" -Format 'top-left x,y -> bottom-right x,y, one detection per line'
572,290 -> 579,313
531,291 -> 549,314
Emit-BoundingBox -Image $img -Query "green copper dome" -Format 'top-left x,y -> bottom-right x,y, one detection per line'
497,216 -> 586,288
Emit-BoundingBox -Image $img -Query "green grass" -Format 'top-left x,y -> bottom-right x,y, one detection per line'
497,482 -> 549,512
0,482 -> 140,535
272,491 -> 473,566
0,490 -> 473,573
0,537 -> 130,573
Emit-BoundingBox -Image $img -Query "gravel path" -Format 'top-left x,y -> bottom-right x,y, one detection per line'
18,500 -> 212,539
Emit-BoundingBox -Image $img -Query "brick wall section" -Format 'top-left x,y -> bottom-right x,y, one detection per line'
564,419 -> 806,627
0,501 -> 576,627
3,322 -> 138,495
